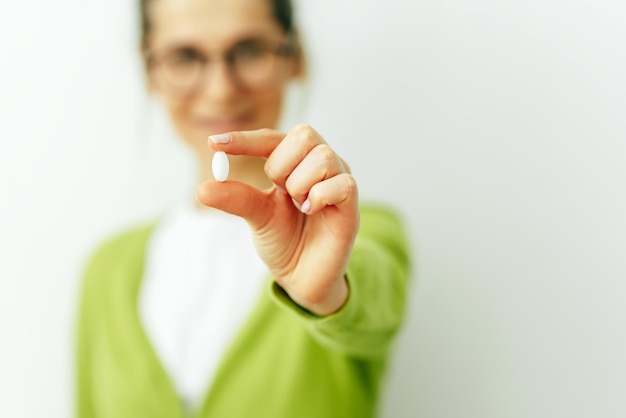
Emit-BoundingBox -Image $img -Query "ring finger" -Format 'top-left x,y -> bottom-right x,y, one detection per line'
285,143 -> 346,205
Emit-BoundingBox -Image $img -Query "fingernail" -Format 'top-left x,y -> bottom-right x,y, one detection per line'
209,134 -> 231,144
300,199 -> 311,214
291,197 -> 302,211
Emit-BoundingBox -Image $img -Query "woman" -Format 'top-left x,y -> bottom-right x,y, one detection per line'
76,0 -> 410,417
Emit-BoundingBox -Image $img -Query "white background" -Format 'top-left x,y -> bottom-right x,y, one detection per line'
1,0 -> 625,417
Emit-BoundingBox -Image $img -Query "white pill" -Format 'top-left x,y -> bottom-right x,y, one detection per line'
212,151 -> 229,182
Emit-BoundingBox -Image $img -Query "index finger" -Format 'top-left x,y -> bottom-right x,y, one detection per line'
208,128 -> 286,158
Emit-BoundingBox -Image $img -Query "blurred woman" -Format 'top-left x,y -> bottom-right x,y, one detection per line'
76,0 -> 410,416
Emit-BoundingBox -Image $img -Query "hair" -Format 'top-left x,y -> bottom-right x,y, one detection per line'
139,0 -> 297,53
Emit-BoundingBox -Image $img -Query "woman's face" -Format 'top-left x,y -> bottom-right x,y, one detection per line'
146,0 -> 297,159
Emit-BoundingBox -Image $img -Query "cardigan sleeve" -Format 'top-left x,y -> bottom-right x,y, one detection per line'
270,204 -> 412,359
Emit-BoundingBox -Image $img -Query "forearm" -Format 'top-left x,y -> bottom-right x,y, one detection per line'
270,205 -> 411,358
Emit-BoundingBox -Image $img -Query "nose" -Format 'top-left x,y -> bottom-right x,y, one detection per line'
197,60 -> 240,102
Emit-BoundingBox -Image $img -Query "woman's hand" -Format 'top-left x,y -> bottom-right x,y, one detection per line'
196,124 -> 359,316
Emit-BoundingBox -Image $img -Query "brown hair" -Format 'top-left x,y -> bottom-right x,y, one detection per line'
139,0 -> 297,52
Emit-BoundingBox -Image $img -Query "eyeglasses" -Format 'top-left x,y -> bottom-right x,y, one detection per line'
146,37 -> 298,97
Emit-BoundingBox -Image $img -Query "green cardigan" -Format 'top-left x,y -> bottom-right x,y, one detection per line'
76,205 -> 410,418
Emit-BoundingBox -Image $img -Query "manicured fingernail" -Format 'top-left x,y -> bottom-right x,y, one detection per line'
209,134 -> 231,144
300,199 -> 311,214
291,197 -> 302,211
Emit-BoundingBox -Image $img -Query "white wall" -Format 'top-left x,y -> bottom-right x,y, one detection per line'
1,1 -> 625,417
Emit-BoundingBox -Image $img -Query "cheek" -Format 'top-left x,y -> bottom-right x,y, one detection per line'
164,99 -> 206,149
250,89 -> 284,128
165,98 -> 191,129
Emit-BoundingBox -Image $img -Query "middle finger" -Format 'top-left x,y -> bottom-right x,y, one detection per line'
265,124 -> 327,188
285,143 -> 346,204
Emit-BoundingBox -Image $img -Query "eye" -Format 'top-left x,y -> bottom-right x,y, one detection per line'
168,47 -> 204,64
157,46 -> 205,88
231,42 -> 270,61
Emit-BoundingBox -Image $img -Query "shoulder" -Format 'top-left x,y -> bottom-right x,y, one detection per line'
81,222 -> 156,294
358,202 -> 409,245
354,202 -> 412,276
86,223 -> 155,270
359,202 -> 406,230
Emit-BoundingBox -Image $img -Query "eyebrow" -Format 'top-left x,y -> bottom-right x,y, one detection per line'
155,28 -> 287,54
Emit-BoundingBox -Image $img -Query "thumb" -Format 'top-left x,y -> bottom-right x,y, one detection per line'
196,180 -> 273,229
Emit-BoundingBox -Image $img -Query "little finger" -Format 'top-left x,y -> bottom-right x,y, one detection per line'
299,173 -> 358,215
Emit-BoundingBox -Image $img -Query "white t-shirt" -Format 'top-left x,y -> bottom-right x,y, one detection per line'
139,205 -> 267,411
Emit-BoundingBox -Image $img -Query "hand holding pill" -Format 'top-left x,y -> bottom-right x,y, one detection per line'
198,125 -> 358,316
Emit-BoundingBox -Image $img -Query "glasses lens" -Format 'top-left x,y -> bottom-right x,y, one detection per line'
150,41 -> 294,96
159,48 -> 203,92
232,42 -> 291,90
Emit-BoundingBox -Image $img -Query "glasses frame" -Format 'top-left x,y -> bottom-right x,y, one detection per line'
145,33 -> 299,97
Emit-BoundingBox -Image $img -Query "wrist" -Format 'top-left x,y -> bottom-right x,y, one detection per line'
296,275 -> 350,317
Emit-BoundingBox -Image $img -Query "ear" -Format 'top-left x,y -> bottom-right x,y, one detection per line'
288,31 -> 306,80
139,47 -> 157,93
144,71 -> 157,94
290,47 -> 306,79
